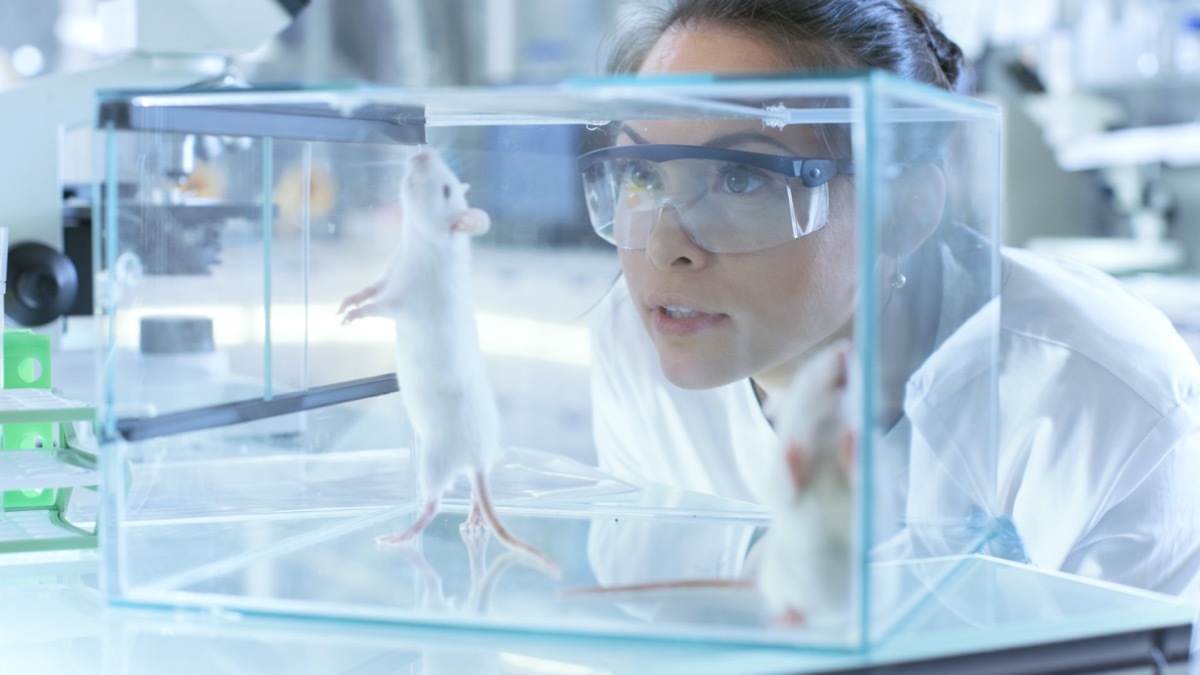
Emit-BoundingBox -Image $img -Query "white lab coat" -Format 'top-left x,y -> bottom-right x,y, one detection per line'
589,245 -> 1200,602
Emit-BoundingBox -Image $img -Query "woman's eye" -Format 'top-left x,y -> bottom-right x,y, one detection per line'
720,164 -> 767,195
618,160 -> 661,192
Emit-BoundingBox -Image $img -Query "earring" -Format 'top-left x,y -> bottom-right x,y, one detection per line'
889,271 -> 907,289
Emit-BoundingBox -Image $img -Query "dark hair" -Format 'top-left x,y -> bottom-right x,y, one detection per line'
603,0 -> 968,94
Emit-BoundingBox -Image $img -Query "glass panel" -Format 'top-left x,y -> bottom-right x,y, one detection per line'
96,118 -> 419,596
863,74 -> 1003,641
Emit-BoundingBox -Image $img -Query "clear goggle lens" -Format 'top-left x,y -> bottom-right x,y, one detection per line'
579,144 -> 853,254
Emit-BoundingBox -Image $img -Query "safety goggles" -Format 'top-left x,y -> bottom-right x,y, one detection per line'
578,144 -> 854,253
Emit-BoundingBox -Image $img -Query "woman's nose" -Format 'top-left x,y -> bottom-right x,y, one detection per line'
644,201 -> 710,270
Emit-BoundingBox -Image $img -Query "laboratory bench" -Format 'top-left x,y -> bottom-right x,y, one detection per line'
2,551 -> 1195,675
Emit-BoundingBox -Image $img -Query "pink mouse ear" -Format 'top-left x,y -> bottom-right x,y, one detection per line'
451,207 -> 491,236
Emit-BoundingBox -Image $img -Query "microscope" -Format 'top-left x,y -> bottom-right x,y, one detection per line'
0,0 -> 308,329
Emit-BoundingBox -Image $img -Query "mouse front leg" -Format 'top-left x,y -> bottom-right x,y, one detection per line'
340,299 -> 390,324
337,278 -> 384,316
451,207 -> 491,236
340,282 -> 407,325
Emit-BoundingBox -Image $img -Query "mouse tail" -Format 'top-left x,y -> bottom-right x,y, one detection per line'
473,469 -> 562,579
559,578 -> 757,598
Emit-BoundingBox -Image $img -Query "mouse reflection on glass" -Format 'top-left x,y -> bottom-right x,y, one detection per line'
584,0 -> 1200,616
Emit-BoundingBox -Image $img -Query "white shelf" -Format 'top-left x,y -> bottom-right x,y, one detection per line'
0,449 -> 97,492
0,510 -> 78,542
0,389 -> 93,424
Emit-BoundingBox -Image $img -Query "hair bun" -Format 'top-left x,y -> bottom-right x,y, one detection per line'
904,2 -> 966,92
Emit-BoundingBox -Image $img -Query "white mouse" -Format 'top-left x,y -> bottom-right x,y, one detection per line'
753,338 -> 857,628
563,339 -> 858,629
339,149 -> 559,577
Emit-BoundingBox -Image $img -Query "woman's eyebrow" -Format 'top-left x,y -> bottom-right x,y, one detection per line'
613,125 -> 796,154
700,131 -> 795,154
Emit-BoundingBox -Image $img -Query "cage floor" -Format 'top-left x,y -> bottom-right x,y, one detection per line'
108,493 -> 1191,651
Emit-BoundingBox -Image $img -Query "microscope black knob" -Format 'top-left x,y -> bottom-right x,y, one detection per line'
5,241 -> 79,327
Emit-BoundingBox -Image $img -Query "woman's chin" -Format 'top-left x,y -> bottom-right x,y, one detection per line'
657,355 -> 742,390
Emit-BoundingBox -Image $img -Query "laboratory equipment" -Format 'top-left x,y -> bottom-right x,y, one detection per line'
1006,0 -> 1200,274
3,330 -> 58,508
0,276 -> 99,551
0,0 -> 307,328
92,72 -> 1189,652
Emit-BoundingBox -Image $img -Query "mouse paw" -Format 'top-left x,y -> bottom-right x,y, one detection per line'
785,440 -> 812,491
462,501 -> 486,529
451,207 -> 491,236
338,283 -> 382,316
375,532 -> 418,548
772,606 -> 807,629
839,428 -> 857,477
460,522 -> 491,577
340,303 -> 382,325
459,518 -> 489,540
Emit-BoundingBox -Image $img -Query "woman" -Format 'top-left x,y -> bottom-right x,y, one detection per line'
586,0 -> 1200,602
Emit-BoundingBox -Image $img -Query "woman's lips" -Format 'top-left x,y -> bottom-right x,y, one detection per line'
649,303 -> 727,337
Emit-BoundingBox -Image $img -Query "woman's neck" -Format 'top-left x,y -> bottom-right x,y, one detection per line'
752,245 -> 948,430
752,322 -> 854,419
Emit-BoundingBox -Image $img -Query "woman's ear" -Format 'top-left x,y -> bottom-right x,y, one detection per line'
883,163 -> 946,258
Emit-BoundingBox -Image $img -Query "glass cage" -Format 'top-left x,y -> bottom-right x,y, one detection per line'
90,72 -> 1184,652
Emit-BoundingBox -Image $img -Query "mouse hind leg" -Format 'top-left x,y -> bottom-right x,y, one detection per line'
462,498 -> 486,532
376,496 -> 441,546
471,469 -> 561,579
460,498 -> 491,577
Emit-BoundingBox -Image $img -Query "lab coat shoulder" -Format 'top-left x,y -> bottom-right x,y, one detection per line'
998,249 -> 1200,578
909,246 -> 1200,469
1000,246 -> 1200,415
907,246 -> 1200,597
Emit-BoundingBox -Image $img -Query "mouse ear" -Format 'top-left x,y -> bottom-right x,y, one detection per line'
451,207 -> 491,236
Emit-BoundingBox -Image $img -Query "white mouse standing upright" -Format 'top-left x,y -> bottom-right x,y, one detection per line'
754,338 -> 858,628
339,149 -> 559,577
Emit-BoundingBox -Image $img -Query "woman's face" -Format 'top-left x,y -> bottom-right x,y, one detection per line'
621,24 -> 857,390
